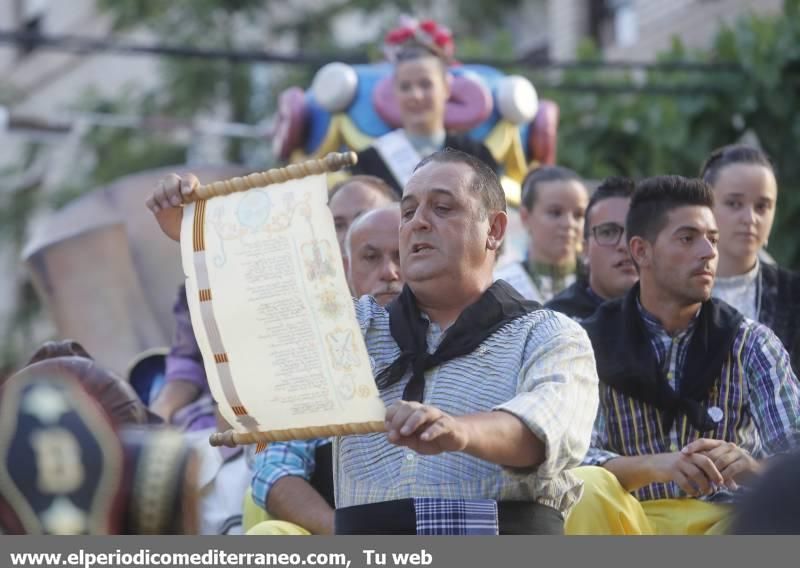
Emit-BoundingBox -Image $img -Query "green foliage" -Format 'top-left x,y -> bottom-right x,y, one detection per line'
0,89 -> 186,374
96,0 -> 271,162
458,30 -> 516,61
0,143 -> 45,374
549,41 -> 732,178
546,0 -> 800,269
0,280 -> 41,378
708,3 -> 800,268
48,87 -> 187,208
97,0 -> 263,33
0,143 -> 44,243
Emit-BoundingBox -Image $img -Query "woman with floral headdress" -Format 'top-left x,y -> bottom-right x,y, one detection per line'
352,18 -> 498,195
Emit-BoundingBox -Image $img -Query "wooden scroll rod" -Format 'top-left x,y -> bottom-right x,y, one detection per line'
185,151 -> 358,203
209,421 -> 386,447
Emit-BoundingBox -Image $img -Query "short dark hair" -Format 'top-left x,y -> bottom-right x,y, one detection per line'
330,175 -> 398,202
700,144 -> 774,186
520,165 -> 584,210
413,148 -> 506,215
584,176 -> 636,239
626,175 -> 714,244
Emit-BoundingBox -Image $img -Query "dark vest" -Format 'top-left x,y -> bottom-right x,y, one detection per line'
545,279 -> 603,321
309,442 -> 335,508
581,284 -> 744,432
759,262 -> 800,374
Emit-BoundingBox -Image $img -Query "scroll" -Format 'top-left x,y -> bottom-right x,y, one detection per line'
179,153 -> 386,448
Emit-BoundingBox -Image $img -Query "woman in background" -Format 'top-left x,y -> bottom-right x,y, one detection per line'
494,166 -> 589,303
702,143 -> 800,373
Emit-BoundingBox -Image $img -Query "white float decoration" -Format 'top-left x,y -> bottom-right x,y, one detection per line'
496,76 -> 539,125
310,62 -> 359,113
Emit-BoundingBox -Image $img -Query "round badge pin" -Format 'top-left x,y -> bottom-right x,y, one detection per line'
707,406 -> 724,423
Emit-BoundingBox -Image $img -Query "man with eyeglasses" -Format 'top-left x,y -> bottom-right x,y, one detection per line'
546,177 -> 637,321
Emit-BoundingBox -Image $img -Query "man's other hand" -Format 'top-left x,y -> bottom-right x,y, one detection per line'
648,449 -> 725,497
682,438 -> 762,489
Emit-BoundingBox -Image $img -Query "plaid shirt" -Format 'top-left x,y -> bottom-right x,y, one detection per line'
585,300 -> 800,501
250,438 -> 331,510
334,297 -> 599,515
414,498 -> 498,535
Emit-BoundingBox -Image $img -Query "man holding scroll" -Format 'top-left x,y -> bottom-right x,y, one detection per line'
147,149 -> 598,535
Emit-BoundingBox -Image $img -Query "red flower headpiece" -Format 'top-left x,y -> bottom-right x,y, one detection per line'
384,17 -> 456,64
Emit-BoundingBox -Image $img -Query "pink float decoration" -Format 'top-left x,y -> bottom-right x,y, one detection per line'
372,74 -> 493,132
529,100 -> 559,166
268,16 -> 561,169
271,87 -> 307,161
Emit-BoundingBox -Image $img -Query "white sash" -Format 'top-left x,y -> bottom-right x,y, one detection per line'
372,130 -> 423,189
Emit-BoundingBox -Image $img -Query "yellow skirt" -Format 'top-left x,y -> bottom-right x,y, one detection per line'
565,466 -> 731,535
242,487 -> 311,536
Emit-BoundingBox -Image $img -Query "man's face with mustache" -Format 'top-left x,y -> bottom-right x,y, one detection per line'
644,205 -> 720,305
346,206 -> 403,306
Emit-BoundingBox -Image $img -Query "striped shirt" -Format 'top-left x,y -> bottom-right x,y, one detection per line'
334,296 -> 599,515
585,301 -> 800,501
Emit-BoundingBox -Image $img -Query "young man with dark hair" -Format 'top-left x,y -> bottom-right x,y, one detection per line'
546,176 -> 637,321
567,175 -> 800,535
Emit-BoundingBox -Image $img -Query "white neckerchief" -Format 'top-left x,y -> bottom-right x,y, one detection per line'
712,260 -> 760,321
